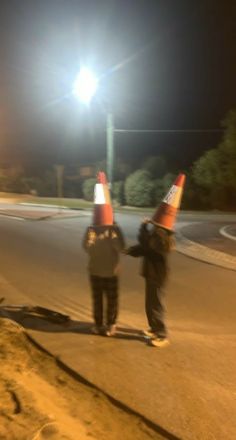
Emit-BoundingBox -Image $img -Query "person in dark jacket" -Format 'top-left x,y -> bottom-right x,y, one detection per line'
83,223 -> 125,336
83,170 -> 126,337
125,218 -> 174,347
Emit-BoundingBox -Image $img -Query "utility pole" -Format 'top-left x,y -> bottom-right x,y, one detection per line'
55,164 -> 64,212
106,112 -> 114,188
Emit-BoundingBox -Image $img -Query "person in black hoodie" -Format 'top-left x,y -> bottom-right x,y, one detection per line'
83,223 -> 125,337
83,171 -> 126,337
125,218 -> 174,347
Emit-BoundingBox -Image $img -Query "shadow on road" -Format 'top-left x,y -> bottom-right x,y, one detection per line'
0,305 -> 143,341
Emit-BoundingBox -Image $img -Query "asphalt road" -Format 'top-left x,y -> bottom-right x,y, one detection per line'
0,211 -> 236,439
179,219 -> 236,256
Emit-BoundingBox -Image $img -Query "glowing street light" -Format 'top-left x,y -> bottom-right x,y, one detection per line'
73,67 -> 114,187
73,67 -> 98,104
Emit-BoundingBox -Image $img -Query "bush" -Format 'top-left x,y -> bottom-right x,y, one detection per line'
0,175 -> 27,193
63,177 -> 82,198
82,178 -> 96,201
190,109 -> 236,210
125,170 -> 154,207
154,173 -> 176,205
142,155 -> 167,179
112,181 -> 125,205
40,171 -> 57,196
22,172 -> 57,197
22,177 -> 42,195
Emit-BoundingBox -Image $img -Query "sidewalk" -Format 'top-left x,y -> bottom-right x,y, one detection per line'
0,203 -> 87,221
175,223 -> 236,272
1,262 -> 235,440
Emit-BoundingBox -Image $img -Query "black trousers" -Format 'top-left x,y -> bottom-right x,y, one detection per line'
145,279 -> 167,337
90,276 -> 118,327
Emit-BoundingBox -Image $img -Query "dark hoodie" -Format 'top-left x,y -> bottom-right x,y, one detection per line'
127,223 -> 173,287
83,224 -> 125,277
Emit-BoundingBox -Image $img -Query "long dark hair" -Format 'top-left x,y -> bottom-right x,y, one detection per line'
152,226 -> 175,253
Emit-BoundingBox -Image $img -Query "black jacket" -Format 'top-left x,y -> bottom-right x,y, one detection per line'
83,224 -> 125,277
127,223 -> 171,287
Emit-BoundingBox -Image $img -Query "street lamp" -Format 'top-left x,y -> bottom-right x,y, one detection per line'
73,67 -> 98,104
73,67 -> 114,187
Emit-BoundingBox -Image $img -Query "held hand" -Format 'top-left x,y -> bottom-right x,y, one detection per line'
142,217 -> 151,224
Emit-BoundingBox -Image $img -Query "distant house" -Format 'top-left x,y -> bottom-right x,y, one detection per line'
63,164 -> 95,182
79,166 -> 94,178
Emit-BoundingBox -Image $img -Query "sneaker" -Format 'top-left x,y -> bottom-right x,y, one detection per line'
91,325 -> 103,335
105,325 -> 116,337
149,337 -> 170,348
142,328 -> 155,338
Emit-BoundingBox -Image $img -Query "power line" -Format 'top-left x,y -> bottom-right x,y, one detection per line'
114,128 -> 223,133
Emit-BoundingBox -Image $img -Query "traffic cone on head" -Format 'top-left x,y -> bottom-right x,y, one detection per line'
151,173 -> 186,231
93,171 -> 114,226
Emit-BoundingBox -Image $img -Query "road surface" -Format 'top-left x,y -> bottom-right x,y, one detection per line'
0,208 -> 235,440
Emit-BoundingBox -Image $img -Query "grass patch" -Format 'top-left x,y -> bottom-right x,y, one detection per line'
28,197 -> 93,210
0,192 -> 151,213
27,197 -> 153,214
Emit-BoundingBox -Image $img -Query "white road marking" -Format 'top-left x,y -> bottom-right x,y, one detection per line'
220,225 -> 236,242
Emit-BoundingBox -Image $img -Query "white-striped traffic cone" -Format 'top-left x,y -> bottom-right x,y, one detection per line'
93,171 -> 114,226
151,173 -> 186,231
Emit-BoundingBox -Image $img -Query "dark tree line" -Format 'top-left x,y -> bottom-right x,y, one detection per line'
1,109 -> 236,210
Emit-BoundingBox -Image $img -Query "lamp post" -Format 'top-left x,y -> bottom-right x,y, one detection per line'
106,112 -> 114,188
73,68 -> 114,187
54,164 -> 64,213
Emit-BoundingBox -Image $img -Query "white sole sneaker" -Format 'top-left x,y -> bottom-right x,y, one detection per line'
105,325 -> 116,336
149,338 -> 170,347
142,329 -> 155,338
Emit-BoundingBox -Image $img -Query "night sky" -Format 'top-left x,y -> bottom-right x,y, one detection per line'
0,0 -> 236,173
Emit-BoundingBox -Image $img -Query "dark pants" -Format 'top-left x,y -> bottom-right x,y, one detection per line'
145,279 -> 167,337
90,276 -> 118,327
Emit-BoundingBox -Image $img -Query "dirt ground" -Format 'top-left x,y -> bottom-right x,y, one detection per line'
0,317 -> 163,440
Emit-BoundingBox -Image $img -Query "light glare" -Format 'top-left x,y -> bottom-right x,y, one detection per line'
73,68 -> 98,104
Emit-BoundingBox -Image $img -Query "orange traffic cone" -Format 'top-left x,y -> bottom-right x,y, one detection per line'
93,171 -> 114,226
151,173 -> 186,231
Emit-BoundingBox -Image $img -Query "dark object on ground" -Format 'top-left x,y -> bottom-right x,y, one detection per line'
0,298 -> 70,324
